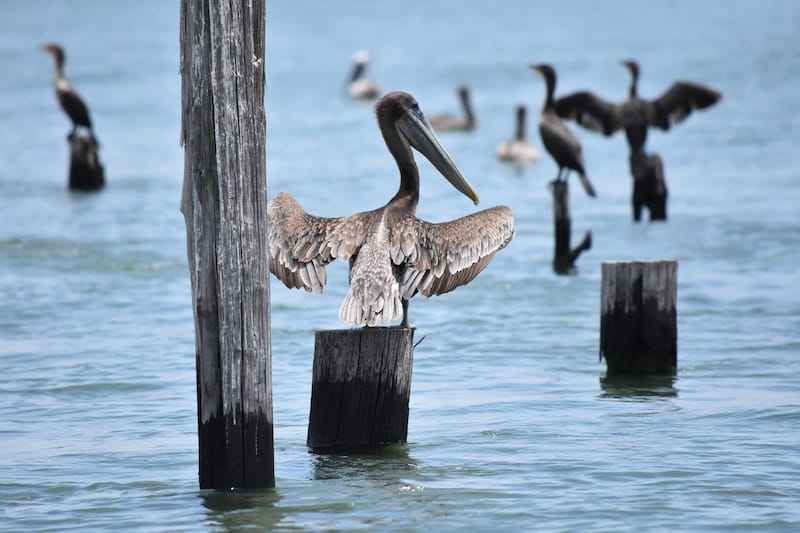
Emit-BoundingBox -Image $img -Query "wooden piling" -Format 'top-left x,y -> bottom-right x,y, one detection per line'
307,328 -> 415,450
67,131 -> 104,191
600,260 -> 677,375
630,152 -> 667,222
180,0 -> 273,489
551,180 -> 592,274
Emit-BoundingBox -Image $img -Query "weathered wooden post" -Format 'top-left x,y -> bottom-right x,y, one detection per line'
307,328 -> 415,450
630,152 -> 667,222
600,260 -> 677,375
550,180 -> 592,274
180,0 -> 274,489
67,131 -> 104,191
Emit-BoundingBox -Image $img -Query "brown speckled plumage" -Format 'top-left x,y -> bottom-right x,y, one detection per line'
268,91 -> 515,327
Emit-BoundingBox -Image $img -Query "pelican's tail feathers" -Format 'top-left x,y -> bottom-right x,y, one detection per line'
338,286 -> 403,327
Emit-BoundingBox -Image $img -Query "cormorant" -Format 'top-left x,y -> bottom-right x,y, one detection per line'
530,63 -> 596,197
42,43 -> 98,145
268,92 -> 515,327
554,59 -> 722,156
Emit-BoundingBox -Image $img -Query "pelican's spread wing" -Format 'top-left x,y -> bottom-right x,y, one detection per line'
267,191 -> 369,293
649,81 -> 722,130
554,91 -> 620,136
395,205 -> 516,298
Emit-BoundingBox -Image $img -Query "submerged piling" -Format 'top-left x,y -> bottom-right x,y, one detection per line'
307,328 -> 414,450
630,152 -> 667,222
600,260 -> 677,375
551,180 -> 592,274
67,131 -> 104,191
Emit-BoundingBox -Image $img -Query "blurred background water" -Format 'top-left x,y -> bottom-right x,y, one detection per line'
1,0 -> 799,530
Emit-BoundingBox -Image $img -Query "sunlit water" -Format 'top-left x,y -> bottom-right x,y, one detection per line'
1,0 -> 799,530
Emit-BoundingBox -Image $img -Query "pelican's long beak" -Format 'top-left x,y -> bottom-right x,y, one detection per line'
397,106 -> 480,205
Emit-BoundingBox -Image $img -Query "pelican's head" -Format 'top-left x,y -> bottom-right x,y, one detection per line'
376,91 -> 480,205
354,51 -> 370,65
41,43 -> 65,67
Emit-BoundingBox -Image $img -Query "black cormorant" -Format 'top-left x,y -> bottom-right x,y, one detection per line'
42,43 -> 98,145
554,59 -> 722,156
530,64 -> 597,197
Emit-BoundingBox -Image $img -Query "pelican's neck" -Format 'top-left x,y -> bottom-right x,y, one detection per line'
350,62 -> 366,83
459,90 -> 475,128
384,125 -> 420,209
515,106 -> 526,141
391,159 -> 420,209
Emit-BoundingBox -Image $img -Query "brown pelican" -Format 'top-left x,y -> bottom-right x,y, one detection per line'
42,43 -> 98,145
554,59 -> 722,156
428,86 -> 477,132
268,91 -> 515,327
345,51 -> 381,101
529,64 -> 596,197
496,105 -> 540,164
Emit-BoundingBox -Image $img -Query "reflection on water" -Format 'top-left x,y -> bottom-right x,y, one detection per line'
599,374 -> 679,399
311,444 -> 418,482
200,488 -> 283,531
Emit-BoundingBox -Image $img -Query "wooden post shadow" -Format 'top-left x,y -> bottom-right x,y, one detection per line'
550,180 -> 592,275
68,131 -> 104,191
630,151 -> 667,222
307,328 -> 415,451
600,260 -> 677,376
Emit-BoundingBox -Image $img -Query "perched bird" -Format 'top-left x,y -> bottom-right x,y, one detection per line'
554,59 -> 722,156
268,91 -> 515,328
428,85 -> 477,132
42,43 -> 98,145
496,105 -> 540,164
345,51 -> 381,101
530,63 -> 596,197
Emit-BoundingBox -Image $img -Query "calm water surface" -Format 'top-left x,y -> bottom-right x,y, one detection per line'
1,0 -> 799,530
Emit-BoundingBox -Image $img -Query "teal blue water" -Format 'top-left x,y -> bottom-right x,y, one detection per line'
2,0 -> 799,530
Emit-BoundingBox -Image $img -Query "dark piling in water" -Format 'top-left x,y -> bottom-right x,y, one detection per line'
67,131 -> 104,191
600,260 -> 677,375
307,328 -> 414,450
180,0 -> 273,489
630,152 -> 667,222
551,180 -> 592,274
